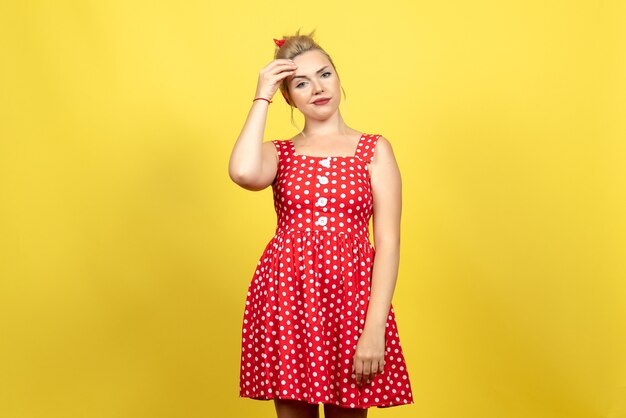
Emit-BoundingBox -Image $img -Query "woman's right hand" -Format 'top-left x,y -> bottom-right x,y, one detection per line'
254,59 -> 298,102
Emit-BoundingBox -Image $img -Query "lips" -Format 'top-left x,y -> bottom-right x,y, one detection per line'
313,97 -> 330,105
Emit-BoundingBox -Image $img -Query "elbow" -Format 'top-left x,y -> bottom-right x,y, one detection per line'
374,234 -> 401,249
228,159 -> 254,186
230,169 -> 253,187
229,168 -> 264,191
229,167 -> 244,185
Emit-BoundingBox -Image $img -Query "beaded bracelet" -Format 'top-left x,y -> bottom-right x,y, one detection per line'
253,97 -> 272,104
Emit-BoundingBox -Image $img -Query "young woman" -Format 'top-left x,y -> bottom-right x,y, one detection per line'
229,29 -> 414,418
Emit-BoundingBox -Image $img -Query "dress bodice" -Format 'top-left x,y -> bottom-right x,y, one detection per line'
270,133 -> 381,239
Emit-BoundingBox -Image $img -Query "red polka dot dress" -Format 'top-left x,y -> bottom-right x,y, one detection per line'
239,133 -> 414,409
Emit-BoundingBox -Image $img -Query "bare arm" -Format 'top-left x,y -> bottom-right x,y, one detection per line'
352,135 -> 403,386
228,101 -> 278,191
364,136 -> 403,332
228,59 -> 298,190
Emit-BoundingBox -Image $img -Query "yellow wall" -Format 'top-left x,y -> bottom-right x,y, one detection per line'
1,1 -> 625,417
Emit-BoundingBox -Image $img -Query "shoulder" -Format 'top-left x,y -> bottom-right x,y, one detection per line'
370,134 -> 396,163
267,139 -> 292,146
372,134 -> 392,149
264,139 -> 291,161
264,139 -> 289,149
369,135 -> 401,192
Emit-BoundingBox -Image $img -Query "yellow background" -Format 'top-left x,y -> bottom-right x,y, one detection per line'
1,1 -> 625,417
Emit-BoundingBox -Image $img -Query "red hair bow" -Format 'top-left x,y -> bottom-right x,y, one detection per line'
273,38 -> 285,47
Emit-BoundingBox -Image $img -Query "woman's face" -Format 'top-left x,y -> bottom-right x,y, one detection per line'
286,50 -> 340,119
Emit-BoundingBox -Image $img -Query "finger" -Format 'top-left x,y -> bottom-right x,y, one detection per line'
377,359 -> 385,375
370,360 -> 378,377
271,64 -> 297,75
274,58 -> 297,65
273,71 -> 296,83
354,360 -> 363,385
261,62 -> 298,76
267,67 -> 297,79
267,61 -> 298,71
264,59 -> 294,69
363,360 -> 371,384
275,62 -> 298,69
272,69 -> 296,79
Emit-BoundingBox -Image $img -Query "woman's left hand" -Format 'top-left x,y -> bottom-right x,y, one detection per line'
352,326 -> 386,386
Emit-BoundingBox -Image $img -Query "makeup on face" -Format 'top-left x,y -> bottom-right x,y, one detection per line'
292,65 -> 329,82
312,98 -> 330,105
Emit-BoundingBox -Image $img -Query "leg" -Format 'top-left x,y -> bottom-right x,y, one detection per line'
323,403 -> 368,418
273,398 -> 320,418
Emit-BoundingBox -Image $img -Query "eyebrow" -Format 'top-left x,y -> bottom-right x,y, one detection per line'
292,65 -> 329,81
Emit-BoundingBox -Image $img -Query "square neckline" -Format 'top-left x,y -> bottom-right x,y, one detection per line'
289,133 -> 365,159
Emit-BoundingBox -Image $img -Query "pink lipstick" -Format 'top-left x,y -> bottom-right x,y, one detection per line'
313,98 -> 330,105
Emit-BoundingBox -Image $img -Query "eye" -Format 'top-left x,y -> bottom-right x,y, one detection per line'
295,72 -> 332,89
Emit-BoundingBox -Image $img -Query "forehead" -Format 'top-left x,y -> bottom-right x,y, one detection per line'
292,49 -> 330,67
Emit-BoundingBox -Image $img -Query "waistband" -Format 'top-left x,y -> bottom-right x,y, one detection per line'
274,227 -> 370,240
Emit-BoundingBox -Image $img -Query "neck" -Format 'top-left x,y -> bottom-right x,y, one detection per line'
301,111 -> 349,137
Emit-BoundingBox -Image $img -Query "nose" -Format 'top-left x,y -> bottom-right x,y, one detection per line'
311,79 -> 324,94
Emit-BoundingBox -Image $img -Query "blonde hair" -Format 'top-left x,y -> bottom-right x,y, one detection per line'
273,28 -> 348,134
